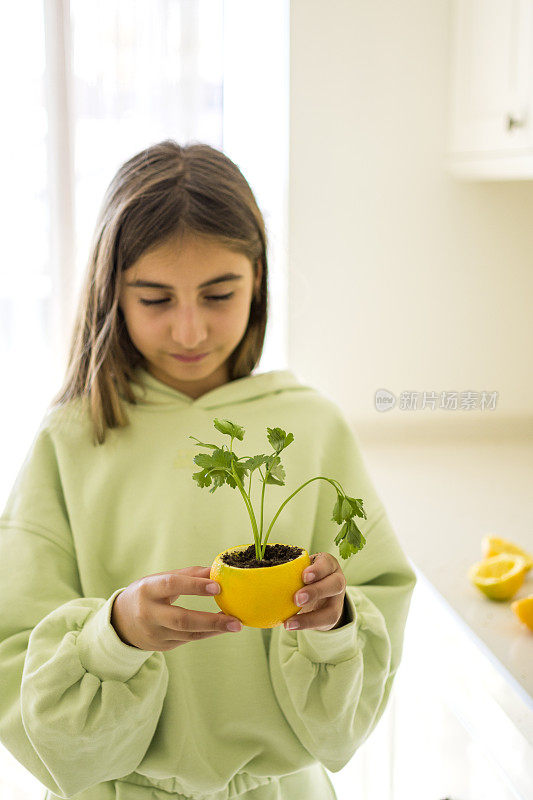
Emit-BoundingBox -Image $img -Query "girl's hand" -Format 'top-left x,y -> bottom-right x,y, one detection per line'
111,566 -> 243,651
284,552 -> 347,631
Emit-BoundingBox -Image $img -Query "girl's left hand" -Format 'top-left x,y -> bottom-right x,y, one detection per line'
284,552 -> 347,631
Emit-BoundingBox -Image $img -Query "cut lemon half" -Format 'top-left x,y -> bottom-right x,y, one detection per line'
481,535 -> 533,571
468,554 -> 527,600
210,544 -> 311,628
511,595 -> 533,631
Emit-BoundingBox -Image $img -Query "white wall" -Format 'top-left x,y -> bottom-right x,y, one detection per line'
223,0 -> 289,374
288,0 -> 533,436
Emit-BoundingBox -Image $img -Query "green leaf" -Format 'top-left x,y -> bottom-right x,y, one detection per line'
225,474 -> 239,489
213,418 -> 245,440
266,427 -> 294,454
347,520 -> 366,552
332,493 -> 366,525
209,472 -> 227,492
341,497 -> 353,521
191,448 -> 245,493
188,435 -> 218,450
264,454 -> 286,485
335,518 -> 366,559
240,454 -> 270,472
192,469 -> 212,489
346,496 -> 367,520
331,495 -> 344,524
339,538 -> 353,560
334,520 -> 348,546
192,466 -> 226,493
193,453 -> 216,469
193,448 -> 232,470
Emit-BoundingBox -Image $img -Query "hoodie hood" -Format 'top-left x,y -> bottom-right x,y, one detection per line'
128,365 -> 313,409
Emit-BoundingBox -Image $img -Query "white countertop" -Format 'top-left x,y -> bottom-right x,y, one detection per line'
355,421 -> 533,723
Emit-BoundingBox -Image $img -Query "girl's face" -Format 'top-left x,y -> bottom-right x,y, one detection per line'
118,232 -> 262,399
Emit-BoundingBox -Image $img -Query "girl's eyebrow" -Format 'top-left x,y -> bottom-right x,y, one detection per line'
127,273 -> 244,290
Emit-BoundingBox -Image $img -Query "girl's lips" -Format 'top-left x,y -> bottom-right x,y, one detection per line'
170,352 -> 209,362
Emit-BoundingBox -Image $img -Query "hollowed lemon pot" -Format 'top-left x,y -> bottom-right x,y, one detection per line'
210,543 -> 312,628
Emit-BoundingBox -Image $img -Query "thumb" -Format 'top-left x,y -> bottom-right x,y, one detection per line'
142,566 -> 212,600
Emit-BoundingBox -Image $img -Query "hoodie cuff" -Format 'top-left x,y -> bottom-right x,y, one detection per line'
76,587 -> 156,682
288,591 -> 359,663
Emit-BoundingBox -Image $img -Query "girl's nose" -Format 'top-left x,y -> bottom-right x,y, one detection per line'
170,306 -> 208,348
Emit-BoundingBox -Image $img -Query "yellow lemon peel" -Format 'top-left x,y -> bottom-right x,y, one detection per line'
210,543 -> 311,628
511,596 -> 533,631
468,553 -> 527,601
481,535 -> 533,571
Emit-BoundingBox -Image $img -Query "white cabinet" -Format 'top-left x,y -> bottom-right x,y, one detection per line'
390,575 -> 532,800
448,0 -> 533,179
327,574 -> 533,800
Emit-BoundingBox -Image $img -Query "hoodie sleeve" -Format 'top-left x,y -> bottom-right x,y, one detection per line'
0,423 -> 169,799
268,406 -> 417,773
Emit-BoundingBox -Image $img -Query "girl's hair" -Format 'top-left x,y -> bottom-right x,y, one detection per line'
49,140 -> 269,446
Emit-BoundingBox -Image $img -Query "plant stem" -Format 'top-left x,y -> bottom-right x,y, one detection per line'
229,459 -> 262,561
259,476 -> 343,560
258,456 -> 277,548
259,472 -> 265,544
327,477 -> 345,495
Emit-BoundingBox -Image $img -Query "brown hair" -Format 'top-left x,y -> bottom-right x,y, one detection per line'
49,140 -> 269,446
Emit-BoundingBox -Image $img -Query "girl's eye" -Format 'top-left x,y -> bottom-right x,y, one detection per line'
139,299 -> 169,306
139,293 -> 234,307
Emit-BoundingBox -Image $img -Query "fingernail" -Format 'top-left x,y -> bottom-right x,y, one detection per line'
296,592 -> 308,604
285,620 -> 299,630
206,583 -> 220,594
227,621 -> 242,631
303,572 -> 315,583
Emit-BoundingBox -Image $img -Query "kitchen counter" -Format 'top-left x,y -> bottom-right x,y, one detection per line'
354,420 -> 533,743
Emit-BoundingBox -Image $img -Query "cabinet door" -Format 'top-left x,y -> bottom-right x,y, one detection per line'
326,576 -> 533,800
391,576 -> 533,800
449,0 -> 533,157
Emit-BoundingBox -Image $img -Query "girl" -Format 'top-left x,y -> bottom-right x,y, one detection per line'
0,140 -> 417,800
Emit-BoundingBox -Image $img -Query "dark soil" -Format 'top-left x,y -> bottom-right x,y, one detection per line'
221,543 -> 304,568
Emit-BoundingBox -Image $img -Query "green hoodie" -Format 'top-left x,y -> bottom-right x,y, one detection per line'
0,366 -> 417,800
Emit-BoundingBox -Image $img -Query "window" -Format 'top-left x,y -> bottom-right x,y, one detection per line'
0,2 -> 288,794
0,0 -> 288,509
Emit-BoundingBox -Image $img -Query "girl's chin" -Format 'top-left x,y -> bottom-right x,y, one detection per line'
166,351 -> 229,371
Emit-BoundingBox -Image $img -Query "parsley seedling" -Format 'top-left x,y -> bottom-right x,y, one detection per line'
190,418 -> 367,562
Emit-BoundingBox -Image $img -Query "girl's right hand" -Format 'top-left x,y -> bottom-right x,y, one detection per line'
110,566 -> 243,651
